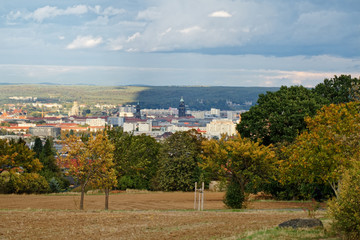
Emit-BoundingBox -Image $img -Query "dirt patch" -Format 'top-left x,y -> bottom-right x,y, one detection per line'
0,192 -> 326,239
0,210 -> 314,240
0,192 -> 324,211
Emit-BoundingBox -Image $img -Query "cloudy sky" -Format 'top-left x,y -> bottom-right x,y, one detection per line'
0,0 -> 359,87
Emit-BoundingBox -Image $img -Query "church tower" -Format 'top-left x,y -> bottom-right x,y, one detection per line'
178,97 -> 186,118
135,101 -> 141,119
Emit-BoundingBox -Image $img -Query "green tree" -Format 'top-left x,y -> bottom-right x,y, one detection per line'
32,137 -> 43,159
279,102 -> 360,197
201,134 -> 276,208
156,130 -> 203,191
40,139 -> 59,173
314,75 -> 360,104
60,132 -> 115,210
38,138 -> 67,192
107,127 -> 160,190
237,86 -> 327,146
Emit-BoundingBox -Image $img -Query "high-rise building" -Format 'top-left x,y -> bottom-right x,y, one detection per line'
178,97 -> 186,117
135,102 -> 141,119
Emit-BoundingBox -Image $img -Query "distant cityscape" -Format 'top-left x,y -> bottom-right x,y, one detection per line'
0,96 -> 243,141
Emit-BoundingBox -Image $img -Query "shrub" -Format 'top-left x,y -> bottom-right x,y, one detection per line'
223,179 -> 245,209
262,180 -> 334,201
118,176 -> 135,190
7,173 -> 50,194
328,162 -> 360,239
0,171 -> 11,193
49,177 -> 62,193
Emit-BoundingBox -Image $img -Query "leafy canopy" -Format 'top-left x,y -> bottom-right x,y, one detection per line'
156,130 -> 203,192
279,102 -> 360,195
237,86 -> 328,145
107,127 -> 160,190
314,75 -> 360,104
201,134 -> 276,193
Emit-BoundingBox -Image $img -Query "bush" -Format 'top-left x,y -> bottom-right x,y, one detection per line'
0,171 -> 11,193
328,163 -> 360,239
223,179 -> 245,209
49,177 -> 62,193
118,176 -> 135,190
261,180 -> 334,201
6,173 -> 50,194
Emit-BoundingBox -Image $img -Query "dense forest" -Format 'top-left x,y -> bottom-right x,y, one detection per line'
0,84 -> 278,110
133,86 -> 279,110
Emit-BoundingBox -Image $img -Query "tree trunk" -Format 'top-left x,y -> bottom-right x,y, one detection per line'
329,180 -> 339,199
80,183 -> 86,210
105,188 -> 110,210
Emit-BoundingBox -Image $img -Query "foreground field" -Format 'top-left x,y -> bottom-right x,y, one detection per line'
0,192 -> 329,239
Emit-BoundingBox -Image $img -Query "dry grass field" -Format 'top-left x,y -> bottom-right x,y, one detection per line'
0,192 -> 326,240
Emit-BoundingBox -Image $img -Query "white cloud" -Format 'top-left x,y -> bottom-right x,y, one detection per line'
6,5 -> 124,23
66,36 -> 103,49
137,7 -> 161,20
208,11 -> 232,18
127,32 -> 141,42
160,27 -> 172,37
29,5 -> 88,22
6,10 -> 23,21
102,7 -> 125,16
179,26 -> 204,34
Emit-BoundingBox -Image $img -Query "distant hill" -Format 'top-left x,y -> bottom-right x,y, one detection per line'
133,86 -> 279,110
0,84 -> 279,110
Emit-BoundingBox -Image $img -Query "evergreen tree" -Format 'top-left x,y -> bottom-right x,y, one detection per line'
33,137 -> 43,159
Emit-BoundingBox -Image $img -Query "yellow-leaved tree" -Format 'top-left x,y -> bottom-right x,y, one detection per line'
201,134 -> 276,208
60,132 -> 115,210
279,101 -> 360,197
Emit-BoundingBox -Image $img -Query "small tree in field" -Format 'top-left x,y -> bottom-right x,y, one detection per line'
201,134 -> 276,208
91,165 -> 117,210
60,132 -> 114,210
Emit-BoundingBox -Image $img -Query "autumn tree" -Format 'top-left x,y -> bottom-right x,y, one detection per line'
0,138 -> 42,173
156,130 -> 203,191
60,132 -> 115,210
201,135 -> 276,208
91,163 -> 117,210
279,101 -> 360,197
237,86 -> 328,145
0,138 -> 49,194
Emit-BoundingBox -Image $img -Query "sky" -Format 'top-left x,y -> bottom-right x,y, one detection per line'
0,0 -> 359,87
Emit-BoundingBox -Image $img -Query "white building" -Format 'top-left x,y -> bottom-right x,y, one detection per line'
123,122 -> 136,132
138,123 -> 151,132
210,108 -> 221,116
206,119 -> 237,138
86,118 -> 106,126
190,111 -> 205,119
